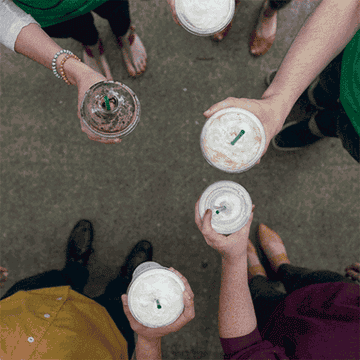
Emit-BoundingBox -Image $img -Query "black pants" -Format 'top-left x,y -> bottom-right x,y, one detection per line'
42,1 -> 131,46
249,263 -> 356,334
311,50 -> 360,163
269,0 -> 292,11
0,262 -> 135,360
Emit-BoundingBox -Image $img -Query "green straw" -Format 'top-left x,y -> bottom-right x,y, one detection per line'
156,299 -> 162,309
231,130 -> 245,145
215,206 -> 226,214
104,96 -> 111,111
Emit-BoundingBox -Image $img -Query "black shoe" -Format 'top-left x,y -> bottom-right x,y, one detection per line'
65,220 -> 94,267
272,112 -> 326,151
119,240 -> 153,282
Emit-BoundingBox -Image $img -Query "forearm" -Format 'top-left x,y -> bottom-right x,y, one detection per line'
135,335 -> 162,360
262,0 -> 360,107
218,254 -> 257,339
14,23 -> 90,85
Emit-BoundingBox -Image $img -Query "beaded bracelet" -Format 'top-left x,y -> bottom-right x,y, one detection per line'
52,50 -> 73,79
59,54 -> 81,85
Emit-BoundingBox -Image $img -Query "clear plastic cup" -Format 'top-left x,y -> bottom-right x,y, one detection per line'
200,107 -> 266,173
80,81 -> 140,142
199,180 -> 252,234
127,262 -> 186,328
175,0 -> 235,36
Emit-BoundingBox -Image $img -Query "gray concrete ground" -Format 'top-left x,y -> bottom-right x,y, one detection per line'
1,0 -> 359,359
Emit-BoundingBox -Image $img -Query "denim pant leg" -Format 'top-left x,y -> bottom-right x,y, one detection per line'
277,263 -> 355,295
0,262 -> 89,301
92,276 -> 135,360
249,276 -> 287,334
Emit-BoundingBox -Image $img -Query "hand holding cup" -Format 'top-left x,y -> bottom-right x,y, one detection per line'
121,268 -> 195,342
76,68 -> 122,144
203,96 -> 287,165
195,198 -> 255,260
166,0 -> 181,25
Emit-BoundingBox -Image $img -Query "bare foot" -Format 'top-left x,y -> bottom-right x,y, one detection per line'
119,26 -> 147,77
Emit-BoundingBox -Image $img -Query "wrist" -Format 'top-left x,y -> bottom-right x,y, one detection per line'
137,334 -> 162,345
59,55 -> 92,86
221,252 -> 247,266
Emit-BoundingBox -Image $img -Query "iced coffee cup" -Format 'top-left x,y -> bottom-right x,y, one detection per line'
127,262 -> 186,328
80,81 -> 140,142
200,107 -> 266,173
175,0 -> 235,36
199,180 -> 252,234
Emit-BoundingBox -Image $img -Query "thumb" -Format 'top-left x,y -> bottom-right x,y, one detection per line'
121,294 -> 128,307
202,209 -> 213,233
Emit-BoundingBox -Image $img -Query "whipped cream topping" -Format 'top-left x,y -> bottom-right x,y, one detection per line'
129,271 -> 184,327
201,108 -> 263,172
180,0 -> 230,30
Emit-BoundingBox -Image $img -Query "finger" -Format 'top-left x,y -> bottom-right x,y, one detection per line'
345,263 -> 360,272
194,199 -> 203,230
252,204 -> 255,212
201,209 -> 214,237
121,294 -> 128,306
168,268 -> 194,298
203,98 -> 236,118
182,290 -> 195,321
346,270 -> 360,280
0,267 -> 8,272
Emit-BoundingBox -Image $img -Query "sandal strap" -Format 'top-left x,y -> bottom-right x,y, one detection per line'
117,25 -> 136,48
83,38 -> 105,58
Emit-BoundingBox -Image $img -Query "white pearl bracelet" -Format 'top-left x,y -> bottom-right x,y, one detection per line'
52,50 -> 74,79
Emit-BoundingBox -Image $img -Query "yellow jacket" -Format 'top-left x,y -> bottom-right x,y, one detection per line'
0,286 -> 128,359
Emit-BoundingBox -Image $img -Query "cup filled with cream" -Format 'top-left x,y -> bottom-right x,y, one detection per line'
127,262 -> 186,328
80,81 -> 140,142
199,180 -> 252,234
175,0 -> 235,36
200,107 -> 266,173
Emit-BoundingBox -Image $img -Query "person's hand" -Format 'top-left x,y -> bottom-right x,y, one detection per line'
0,266 -> 8,288
121,268 -> 195,342
167,0 -> 181,26
76,68 -> 122,144
195,198 -> 255,260
345,263 -> 360,282
203,96 -> 288,165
